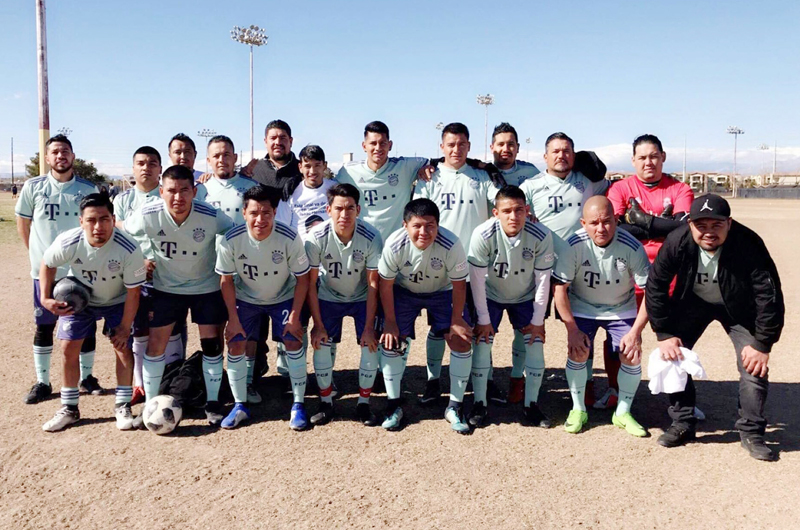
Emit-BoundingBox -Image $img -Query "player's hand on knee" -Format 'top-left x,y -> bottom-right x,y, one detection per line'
448,317 -> 473,344
225,320 -> 246,344
741,345 -> 769,378
109,325 -> 131,351
620,331 -> 642,359
381,321 -> 400,350
473,323 -> 494,344
567,328 -> 590,360
283,314 -> 304,343
310,325 -> 329,351
658,337 -> 684,361
521,323 -> 545,345
360,328 -> 378,353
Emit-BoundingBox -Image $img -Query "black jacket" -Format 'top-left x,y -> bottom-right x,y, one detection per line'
645,220 -> 784,352
250,152 -> 302,201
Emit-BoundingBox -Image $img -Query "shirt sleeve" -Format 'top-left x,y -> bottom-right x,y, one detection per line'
112,194 -> 126,222
606,181 -> 628,217
123,243 -> 147,288
631,245 -> 650,289
287,235 -> 310,276
534,228 -> 556,271
123,209 -> 146,239
413,178 -> 430,200
520,181 -> 538,220
195,183 -> 208,203
366,231 -> 383,270
42,234 -> 74,269
303,236 -> 322,269
216,210 -> 235,235
215,237 -> 236,276
446,238 -> 469,282
378,244 -> 399,280
467,226 -> 491,268
552,242 -> 577,284
673,182 -> 695,213
14,180 -> 34,219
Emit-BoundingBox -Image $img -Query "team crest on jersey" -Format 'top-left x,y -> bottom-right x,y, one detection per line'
107,259 -> 121,273
272,250 -> 284,264
522,248 -> 534,261
430,257 -> 444,271
193,228 -> 206,242
387,174 -> 399,187
575,181 -> 585,193
469,179 -> 480,190
353,250 -> 364,263
615,258 -> 628,273
73,191 -> 85,205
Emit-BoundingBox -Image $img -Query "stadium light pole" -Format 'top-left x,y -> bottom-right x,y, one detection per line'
727,126 -> 744,197
435,122 -> 444,154
58,127 -> 72,137
477,94 -> 494,161
759,143 -> 770,185
36,0 -> 50,175
231,25 -> 268,163
198,128 -> 217,172
525,137 -> 531,162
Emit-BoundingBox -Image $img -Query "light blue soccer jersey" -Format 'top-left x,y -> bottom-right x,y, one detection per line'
202,174 -> 259,226
414,164 -> 498,254
304,219 -> 382,303
216,221 -> 310,305
336,157 -> 428,241
499,160 -> 540,187
113,186 -> 160,223
123,199 -> 233,294
43,227 -> 146,307
15,174 -> 99,279
553,228 -> 649,320
378,226 -> 468,294
468,218 -> 555,304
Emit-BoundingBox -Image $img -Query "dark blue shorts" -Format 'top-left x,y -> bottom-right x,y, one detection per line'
395,286 -> 454,340
574,317 -> 636,355
319,299 -> 370,343
237,298 -> 295,343
425,286 -> 476,332
57,302 -> 125,341
33,279 -> 58,326
487,299 -> 534,331
149,290 -> 227,328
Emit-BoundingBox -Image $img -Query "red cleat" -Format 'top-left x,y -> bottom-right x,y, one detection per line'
508,377 -> 525,404
130,386 -> 146,406
584,380 -> 595,408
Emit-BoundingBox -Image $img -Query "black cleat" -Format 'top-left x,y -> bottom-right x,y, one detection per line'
79,375 -> 105,396
740,433 -> 777,462
419,379 -> 441,406
311,402 -> 335,426
205,401 -> 224,426
357,403 -> 379,427
24,382 -> 52,404
657,423 -> 696,448
487,379 -> 508,405
467,402 -> 488,428
522,403 -> 552,428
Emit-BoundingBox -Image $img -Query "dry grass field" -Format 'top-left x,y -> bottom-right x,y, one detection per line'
0,195 -> 797,529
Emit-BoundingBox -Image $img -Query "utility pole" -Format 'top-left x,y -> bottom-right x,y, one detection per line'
727,126 -> 744,197
682,135 -> 687,184
11,138 -> 14,185
36,0 -> 50,175
476,94 -> 494,161
526,137 -> 531,162
435,122 -> 444,155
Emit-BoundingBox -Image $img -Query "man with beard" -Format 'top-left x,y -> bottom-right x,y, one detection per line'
246,120 -> 304,201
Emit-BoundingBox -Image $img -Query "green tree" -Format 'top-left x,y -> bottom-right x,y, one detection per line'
26,152 -> 108,186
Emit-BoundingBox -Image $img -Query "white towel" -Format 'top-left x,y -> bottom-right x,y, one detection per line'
647,347 -> 707,394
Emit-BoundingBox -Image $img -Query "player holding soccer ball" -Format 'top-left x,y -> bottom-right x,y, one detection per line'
39,193 -> 146,431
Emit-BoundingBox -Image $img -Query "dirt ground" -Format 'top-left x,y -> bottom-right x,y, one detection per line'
0,195 -> 797,529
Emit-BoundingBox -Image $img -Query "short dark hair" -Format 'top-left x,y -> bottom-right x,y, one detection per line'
46,134 -> 72,151
243,184 -> 281,209
403,198 -> 439,224
327,183 -> 360,205
208,135 -> 235,152
442,122 -> 469,140
79,192 -> 114,215
494,185 -> 526,203
545,132 -> 574,152
133,146 -> 161,164
364,121 -> 390,139
632,134 -> 664,155
161,165 -> 195,185
169,133 -> 196,153
265,120 -> 292,137
492,122 -> 518,143
299,145 -> 326,162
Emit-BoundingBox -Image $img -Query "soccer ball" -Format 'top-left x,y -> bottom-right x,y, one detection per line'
53,276 -> 91,313
143,395 -> 183,435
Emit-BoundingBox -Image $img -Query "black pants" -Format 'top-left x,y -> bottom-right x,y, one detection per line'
667,296 -> 769,434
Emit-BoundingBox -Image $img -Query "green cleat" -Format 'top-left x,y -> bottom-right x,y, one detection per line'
612,412 -> 647,437
444,406 -> 470,435
381,406 -> 404,431
564,409 -> 588,434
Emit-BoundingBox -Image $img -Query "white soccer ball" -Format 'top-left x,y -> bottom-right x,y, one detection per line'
142,395 -> 183,435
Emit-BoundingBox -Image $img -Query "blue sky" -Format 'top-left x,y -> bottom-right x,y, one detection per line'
1,0 -> 799,177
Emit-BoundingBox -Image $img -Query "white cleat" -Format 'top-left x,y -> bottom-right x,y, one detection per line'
115,404 -> 135,430
132,414 -> 145,430
43,406 -> 80,432
247,384 -> 262,404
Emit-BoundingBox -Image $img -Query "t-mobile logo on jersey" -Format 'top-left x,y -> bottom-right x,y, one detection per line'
583,270 -> 600,288
548,196 -> 564,213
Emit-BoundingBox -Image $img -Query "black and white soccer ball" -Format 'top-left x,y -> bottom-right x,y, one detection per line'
143,395 -> 183,435
53,276 -> 91,313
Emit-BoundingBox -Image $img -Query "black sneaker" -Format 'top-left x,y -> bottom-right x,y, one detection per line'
357,403 -> 379,427
24,382 -> 52,404
311,401 -> 335,426
205,401 -> 224,426
419,379 -> 441,406
79,375 -> 105,396
523,403 -> 552,428
657,423 -> 696,448
372,372 -> 386,394
740,433 -> 777,462
467,402 -> 488,428
487,379 -> 508,405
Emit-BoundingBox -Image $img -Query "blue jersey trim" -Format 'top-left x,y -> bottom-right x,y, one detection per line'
61,230 -> 83,249
523,221 -> 546,241
480,221 -> 499,240
225,224 -> 248,241
390,234 -> 409,254
274,222 -> 298,240
113,233 -> 137,254
435,233 -> 455,250
193,202 -> 217,217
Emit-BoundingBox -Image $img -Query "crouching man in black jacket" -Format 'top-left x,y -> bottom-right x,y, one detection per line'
645,194 -> 784,461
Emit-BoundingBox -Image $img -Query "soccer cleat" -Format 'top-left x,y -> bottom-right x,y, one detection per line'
693,407 -> 706,420
311,402 -> 335,426
467,402 -> 488,428
221,403 -> 251,430
419,379 -> 441,405
330,381 -> 339,400
522,403 -> 552,428
593,388 -> 618,410
445,406 -> 470,434
24,382 -> 52,404
564,409 -> 588,434
130,386 -> 146,406
381,406 -> 404,431
487,380 -> 508,405
357,403 -> 379,427
115,403 -> 135,431
132,414 -> 145,430
508,377 -> 525,404
247,384 -> 262,404
612,412 -> 647,437
205,401 -> 224,426
42,406 -> 80,432
584,380 -> 595,407
289,403 -> 310,431
657,423 -> 696,448
740,433 -> 777,462
80,375 -> 105,396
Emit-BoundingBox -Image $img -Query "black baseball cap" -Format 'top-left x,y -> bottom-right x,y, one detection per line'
690,194 -> 731,221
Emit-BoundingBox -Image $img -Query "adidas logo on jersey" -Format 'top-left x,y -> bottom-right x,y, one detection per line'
582,260 -> 591,267
75,258 -> 83,264
325,253 -> 333,260
157,230 -> 166,236
238,254 -> 248,260
404,261 -> 413,267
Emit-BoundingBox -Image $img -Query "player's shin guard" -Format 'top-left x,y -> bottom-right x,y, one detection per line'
471,339 -> 492,406
33,324 -> 55,385
524,338 -> 545,407
164,334 -> 184,365
201,339 -> 223,403
615,362 -> 641,416
227,353 -> 247,403
449,348 -> 473,404
358,346 -> 378,403
426,331 -> 445,381
380,344 -> 408,400
511,330 -> 527,379
79,351 -> 95,382
313,340 -> 334,404
566,359 -> 588,412
142,354 -> 165,403
132,336 -> 147,388
276,342 -> 289,377
285,347 -> 307,403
